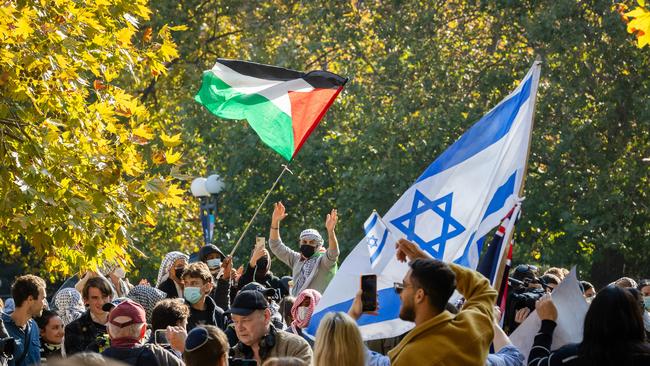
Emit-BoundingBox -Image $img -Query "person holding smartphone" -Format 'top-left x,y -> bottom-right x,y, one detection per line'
268,202 -> 339,296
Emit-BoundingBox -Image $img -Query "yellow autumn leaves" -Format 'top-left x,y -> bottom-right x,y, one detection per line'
619,0 -> 650,48
0,0 -> 191,278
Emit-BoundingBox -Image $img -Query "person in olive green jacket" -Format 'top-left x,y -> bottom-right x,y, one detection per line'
388,239 -> 497,366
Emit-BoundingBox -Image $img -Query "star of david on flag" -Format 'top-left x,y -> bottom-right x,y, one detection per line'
390,191 -> 465,259
306,61 -> 541,342
363,211 -> 394,270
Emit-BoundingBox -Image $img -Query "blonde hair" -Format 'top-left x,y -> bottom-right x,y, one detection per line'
313,312 -> 365,366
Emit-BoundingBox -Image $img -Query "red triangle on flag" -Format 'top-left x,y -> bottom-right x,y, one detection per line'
288,87 -> 343,158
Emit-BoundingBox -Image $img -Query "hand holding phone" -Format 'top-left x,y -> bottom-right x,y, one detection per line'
154,329 -> 169,345
361,274 -> 378,312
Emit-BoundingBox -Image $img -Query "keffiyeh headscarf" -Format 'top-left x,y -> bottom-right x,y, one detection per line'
127,285 -> 167,324
156,251 -> 189,287
291,289 -> 321,333
53,288 -> 85,326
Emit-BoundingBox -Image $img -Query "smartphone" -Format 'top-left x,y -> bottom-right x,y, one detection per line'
255,237 -> 265,251
154,329 -> 169,345
361,274 -> 378,312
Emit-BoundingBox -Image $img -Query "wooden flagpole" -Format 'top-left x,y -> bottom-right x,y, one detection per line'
228,164 -> 293,257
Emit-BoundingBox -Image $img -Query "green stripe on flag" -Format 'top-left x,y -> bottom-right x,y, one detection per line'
195,71 -> 295,160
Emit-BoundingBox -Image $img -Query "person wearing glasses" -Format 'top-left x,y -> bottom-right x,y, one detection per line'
350,238 -> 497,366
228,290 -> 312,365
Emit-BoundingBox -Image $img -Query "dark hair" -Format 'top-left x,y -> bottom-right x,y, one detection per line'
151,298 -> 190,331
181,262 -> 213,284
279,296 -> 295,327
82,277 -> 112,300
12,275 -> 46,307
579,286 -> 650,365
35,309 -> 59,330
408,259 -> 456,311
183,325 -> 229,366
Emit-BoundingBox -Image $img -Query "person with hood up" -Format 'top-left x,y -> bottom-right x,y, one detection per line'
156,252 -> 189,299
268,202 -> 339,296
198,244 -> 235,311
238,244 -> 284,299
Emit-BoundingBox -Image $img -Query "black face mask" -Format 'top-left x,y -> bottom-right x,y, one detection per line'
300,245 -> 315,258
173,266 -> 185,279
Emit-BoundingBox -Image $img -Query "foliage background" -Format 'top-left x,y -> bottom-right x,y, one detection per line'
1,0 -> 648,289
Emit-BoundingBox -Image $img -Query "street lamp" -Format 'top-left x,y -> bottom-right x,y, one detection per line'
191,174 -> 225,246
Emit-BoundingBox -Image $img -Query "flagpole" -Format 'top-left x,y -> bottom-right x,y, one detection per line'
492,56 -> 542,294
228,164 -> 293,257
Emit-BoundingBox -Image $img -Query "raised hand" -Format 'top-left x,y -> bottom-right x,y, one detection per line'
221,256 -> 233,280
536,293 -> 558,321
514,307 -> 531,324
271,201 -> 288,226
395,238 -> 428,262
325,209 -> 338,232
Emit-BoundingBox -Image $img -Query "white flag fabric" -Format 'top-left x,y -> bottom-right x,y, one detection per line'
306,62 -> 541,340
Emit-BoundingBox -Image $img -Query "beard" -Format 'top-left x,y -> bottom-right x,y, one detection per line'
399,303 -> 415,322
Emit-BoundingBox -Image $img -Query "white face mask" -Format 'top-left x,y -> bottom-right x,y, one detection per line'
113,267 -> 126,279
297,306 -> 309,321
206,258 -> 221,269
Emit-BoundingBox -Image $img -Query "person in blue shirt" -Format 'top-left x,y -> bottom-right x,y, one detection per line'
1,275 -> 47,366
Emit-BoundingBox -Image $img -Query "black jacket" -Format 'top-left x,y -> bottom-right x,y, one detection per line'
157,278 -> 181,299
238,265 -> 284,297
64,310 -> 108,355
186,295 -> 225,331
209,277 -> 233,311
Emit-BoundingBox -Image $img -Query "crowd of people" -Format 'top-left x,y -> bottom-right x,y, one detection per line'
0,202 -> 649,366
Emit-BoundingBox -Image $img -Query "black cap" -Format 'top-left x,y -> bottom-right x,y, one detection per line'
198,244 -> 225,262
226,290 -> 269,316
240,282 -> 277,299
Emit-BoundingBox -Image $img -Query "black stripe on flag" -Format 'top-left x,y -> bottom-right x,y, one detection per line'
217,59 -> 348,89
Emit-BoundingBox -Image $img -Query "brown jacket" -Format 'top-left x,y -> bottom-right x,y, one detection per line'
388,263 -> 497,366
230,326 -> 312,364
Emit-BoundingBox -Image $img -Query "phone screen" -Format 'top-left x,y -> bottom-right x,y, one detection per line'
154,329 -> 169,345
361,274 -> 377,312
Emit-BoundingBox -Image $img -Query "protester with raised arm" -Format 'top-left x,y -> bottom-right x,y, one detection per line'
268,202 -> 339,296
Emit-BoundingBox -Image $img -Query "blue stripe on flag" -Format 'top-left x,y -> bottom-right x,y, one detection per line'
369,229 -> 388,263
305,288 -> 402,336
482,171 -> 517,221
416,76 -> 533,183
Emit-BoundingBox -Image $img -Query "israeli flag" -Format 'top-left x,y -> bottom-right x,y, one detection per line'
363,211 -> 394,271
306,62 -> 541,340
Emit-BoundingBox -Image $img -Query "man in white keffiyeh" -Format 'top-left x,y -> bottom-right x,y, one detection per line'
268,202 -> 339,297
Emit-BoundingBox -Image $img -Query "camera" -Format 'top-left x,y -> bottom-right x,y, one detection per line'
0,337 -> 15,358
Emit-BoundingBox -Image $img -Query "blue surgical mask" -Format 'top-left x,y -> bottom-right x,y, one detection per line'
206,258 -> 221,269
644,296 -> 650,311
184,287 -> 202,304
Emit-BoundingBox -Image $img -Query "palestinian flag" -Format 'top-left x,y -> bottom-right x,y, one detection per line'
195,59 -> 348,161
